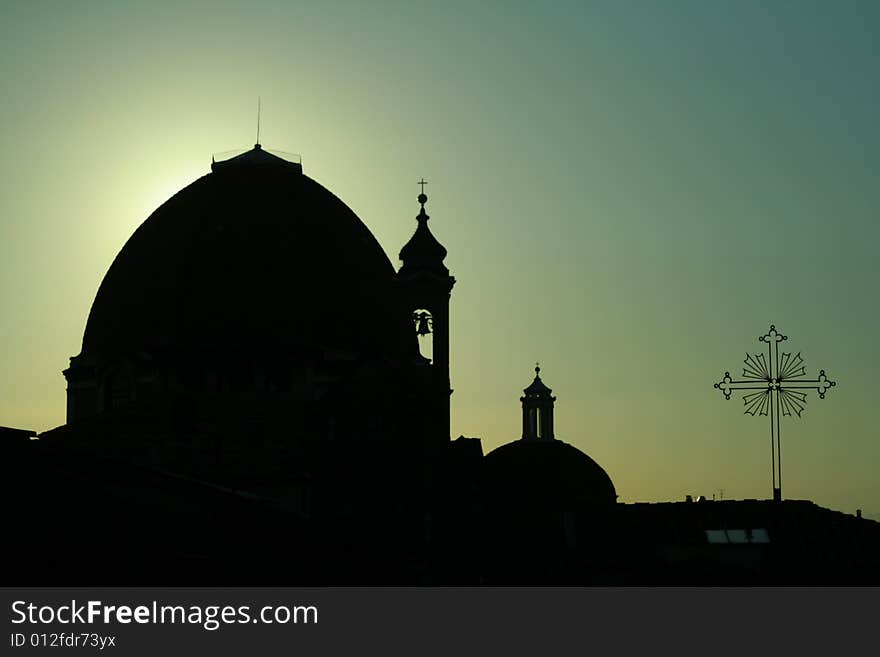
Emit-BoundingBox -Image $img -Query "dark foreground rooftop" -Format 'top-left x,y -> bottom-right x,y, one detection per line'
4,436 -> 878,586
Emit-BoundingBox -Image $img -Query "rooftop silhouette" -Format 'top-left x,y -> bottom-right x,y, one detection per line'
2,145 -> 877,586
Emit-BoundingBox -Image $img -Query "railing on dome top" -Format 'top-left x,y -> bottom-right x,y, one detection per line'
211,148 -> 302,165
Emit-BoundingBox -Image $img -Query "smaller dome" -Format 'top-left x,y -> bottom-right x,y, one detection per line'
482,439 -> 616,507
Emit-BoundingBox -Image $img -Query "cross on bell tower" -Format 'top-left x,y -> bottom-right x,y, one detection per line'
521,364 -> 556,441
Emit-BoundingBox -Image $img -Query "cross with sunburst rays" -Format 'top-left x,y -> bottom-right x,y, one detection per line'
714,324 -> 836,502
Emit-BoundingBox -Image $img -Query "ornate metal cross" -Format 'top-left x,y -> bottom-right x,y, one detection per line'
714,324 -> 836,502
418,178 -> 428,194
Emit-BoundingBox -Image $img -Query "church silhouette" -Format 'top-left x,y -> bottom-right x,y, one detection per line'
3,145 -> 878,584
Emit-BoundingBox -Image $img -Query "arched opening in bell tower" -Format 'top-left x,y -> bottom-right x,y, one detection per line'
413,308 -> 434,362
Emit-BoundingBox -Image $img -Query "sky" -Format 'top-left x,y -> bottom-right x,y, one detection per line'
1,1 -> 878,517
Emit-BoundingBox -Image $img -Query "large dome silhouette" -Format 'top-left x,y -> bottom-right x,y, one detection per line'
81,147 -> 416,359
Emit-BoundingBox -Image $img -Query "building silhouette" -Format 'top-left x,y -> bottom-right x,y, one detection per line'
3,145 -> 879,584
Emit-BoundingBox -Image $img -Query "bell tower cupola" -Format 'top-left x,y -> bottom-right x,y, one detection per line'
521,364 -> 556,441
395,181 -> 455,442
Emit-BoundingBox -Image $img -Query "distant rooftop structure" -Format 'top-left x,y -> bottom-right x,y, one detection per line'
0,426 -> 37,441
211,144 -> 302,173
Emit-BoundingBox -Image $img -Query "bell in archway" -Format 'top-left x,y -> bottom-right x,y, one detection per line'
414,311 -> 432,336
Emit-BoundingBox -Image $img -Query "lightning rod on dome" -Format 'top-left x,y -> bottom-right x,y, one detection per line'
256,96 -> 261,147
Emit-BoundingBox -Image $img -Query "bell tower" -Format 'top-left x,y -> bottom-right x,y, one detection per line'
395,182 -> 455,442
521,365 -> 556,441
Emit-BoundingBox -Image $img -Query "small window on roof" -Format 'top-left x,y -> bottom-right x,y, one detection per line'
706,530 -> 728,544
706,528 -> 771,544
750,528 -> 770,543
726,529 -> 749,544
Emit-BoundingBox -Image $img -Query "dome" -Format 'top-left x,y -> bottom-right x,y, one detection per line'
81,146 -> 417,359
482,439 -> 617,507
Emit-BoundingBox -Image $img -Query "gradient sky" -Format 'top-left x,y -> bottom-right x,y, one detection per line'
1,1 -> 877,517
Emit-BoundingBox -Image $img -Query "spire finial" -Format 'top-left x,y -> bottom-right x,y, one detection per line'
535,361 -> 541,376
417,178 -> 428,208
255,96 -> 261,147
